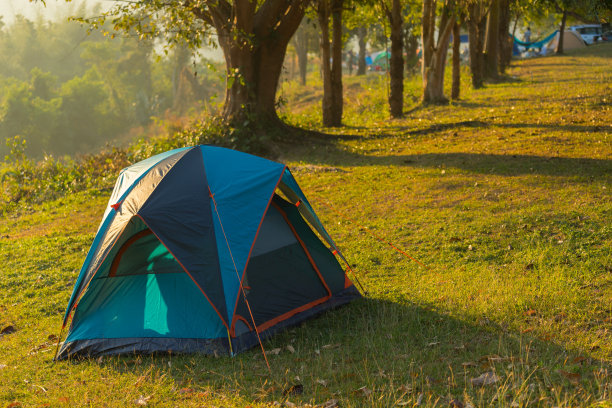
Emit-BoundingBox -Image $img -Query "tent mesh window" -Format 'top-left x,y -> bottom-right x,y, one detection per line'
234,195 -> 341,330
109,229 -> 182,277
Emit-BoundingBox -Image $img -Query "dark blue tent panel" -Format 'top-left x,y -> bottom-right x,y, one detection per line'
57,146 -> 360,360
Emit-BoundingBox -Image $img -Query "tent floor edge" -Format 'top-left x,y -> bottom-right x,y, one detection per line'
55,336 -> 230,360
231,285 -> 361,354
55,286 -> 361,360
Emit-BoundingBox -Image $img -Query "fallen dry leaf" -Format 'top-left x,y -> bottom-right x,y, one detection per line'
523,309 -> 537,317
354,386 -> 372,397
285,401 -> 296,408
7,402 -> 21,408
416,393 -> 424,406
1,325 -> 16,335
462,361 -> 478,368
135,395 -> 151,406
320,399 -> 338,408
47,334 -> 58,342
321,343 -> 341,350
178,388 -> 194,395
315,379 -> 328,387
269,348 -> 281,355
470,372 -> 500,387
572,356 -> 587,364
397,384 -> 412,394
557,369 -> 581,384
286,345 -> 295,354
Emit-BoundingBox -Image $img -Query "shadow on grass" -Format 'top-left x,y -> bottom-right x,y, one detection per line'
390,121 -> 610,137
389,153 -> 611,178
97,297 -> 609,406
287,142 -> 611,179
306,121 -> 610,144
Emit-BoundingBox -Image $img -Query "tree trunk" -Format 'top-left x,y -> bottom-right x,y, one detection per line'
484,0 -> 499,79
497,0 -> 511,74
451,21 -> 461,100
329,0 -> 343,126
404,29 -> 419,73
422,0 -> 454,104
357,26 -> 367,75
388,0 -> 404,117
294,23 -> 309,85
556,10 -> 567,55
468,2 -> 487,89
218,38 -> 289,125
317,0 -> 342,126
198,0 -> 307,128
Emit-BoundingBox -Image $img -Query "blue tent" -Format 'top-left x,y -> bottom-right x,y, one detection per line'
56,146 -> 360,359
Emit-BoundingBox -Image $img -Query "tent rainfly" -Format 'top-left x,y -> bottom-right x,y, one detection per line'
545,30 -> 587,52
56,146 -> 361,359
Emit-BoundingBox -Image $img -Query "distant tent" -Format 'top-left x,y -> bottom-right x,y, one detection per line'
545,30 -> 587,52
513,31 -> 558,50
56,146 -> 361,359
368,51 -> 390,71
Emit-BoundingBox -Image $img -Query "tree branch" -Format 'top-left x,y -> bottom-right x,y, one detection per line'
273,0 -> 310,43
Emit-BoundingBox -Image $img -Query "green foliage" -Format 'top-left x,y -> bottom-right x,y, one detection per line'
0,135 -> 131,213
0,111 -> 283,213
0,14 -> 224,159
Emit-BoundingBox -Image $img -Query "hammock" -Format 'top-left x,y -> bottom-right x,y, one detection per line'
512,31 -> 558,49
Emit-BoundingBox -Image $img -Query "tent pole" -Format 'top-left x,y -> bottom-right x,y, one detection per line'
209,188 -> 271,373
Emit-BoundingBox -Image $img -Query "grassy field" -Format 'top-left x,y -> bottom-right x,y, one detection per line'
1,43 -> 611,407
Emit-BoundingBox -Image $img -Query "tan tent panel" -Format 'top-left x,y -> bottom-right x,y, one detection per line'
546,30 -> 587,52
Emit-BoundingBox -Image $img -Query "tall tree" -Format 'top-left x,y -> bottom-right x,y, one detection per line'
383,0 -> 404,117
467,0 -> 490,89
293,21 -> 311,85
451,20 -> 461,99
422,0 -> 455,103
497,0 -> 513,73
345,6 -> 378,76
483,0 -> 500,79
79,0 -> 311,129
556,9 -> 568,54
357,26 -> 368,74
318,0 -> 344,126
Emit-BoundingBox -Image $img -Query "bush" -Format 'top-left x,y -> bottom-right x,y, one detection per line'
0,113 -> 279,214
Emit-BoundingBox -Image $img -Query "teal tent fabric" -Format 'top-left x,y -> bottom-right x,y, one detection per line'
57,146 -> 361,360
200,146 -> 286,323
63,147 -> 191,326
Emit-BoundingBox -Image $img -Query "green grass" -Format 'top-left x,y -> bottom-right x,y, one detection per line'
1,43 -> 611,407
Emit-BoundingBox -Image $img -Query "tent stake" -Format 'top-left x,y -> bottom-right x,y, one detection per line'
52,324 -> 65,362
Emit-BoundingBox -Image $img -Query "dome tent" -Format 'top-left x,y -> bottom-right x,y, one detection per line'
56,146 -> 360,359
